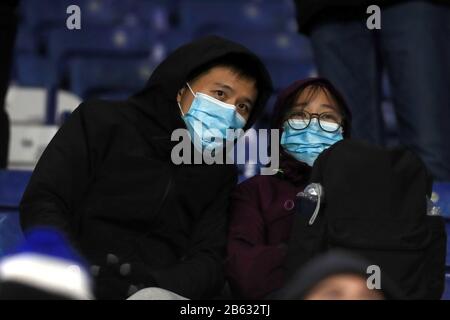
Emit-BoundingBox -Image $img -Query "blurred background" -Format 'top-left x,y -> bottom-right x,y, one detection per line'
0,0 -> 449,298
4,0 -> 317,169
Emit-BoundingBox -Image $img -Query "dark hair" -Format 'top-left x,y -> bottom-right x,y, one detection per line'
186,52 -> 262,87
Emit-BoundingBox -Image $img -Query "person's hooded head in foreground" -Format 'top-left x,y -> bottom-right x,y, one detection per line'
275,251 -> 404,300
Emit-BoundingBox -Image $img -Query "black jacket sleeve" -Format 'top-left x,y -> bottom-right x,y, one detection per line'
19,103 -> 102,243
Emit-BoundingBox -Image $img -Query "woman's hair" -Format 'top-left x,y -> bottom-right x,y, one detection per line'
284,83 -> 344,119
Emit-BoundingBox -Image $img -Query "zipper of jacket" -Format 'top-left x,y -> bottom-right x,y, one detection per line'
308,194 -> 321,225
158,174 -> 172,213
301,183 -> 323,226
141,170 -> 173,239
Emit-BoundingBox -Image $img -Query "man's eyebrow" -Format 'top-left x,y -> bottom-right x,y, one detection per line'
241,97 -> 255,106
213,82 -> 234,92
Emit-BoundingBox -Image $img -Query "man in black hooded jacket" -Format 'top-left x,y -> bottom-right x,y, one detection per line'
19,36 -> 273,300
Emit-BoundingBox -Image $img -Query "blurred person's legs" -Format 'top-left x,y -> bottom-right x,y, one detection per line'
309,15 -> 385,146
380,1 -> 450,181
0,1 -> 19,169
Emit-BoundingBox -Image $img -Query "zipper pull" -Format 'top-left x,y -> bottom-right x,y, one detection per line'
297,183 -> 324,225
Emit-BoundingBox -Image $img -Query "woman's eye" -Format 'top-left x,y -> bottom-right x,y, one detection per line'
322,113 -> 341,123
291,112 -> 307,119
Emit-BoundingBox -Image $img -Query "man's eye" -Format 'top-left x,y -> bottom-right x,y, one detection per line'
237,104 -> 249,113
215,90 -> 225,98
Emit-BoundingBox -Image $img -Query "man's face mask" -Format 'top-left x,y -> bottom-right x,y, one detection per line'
178,83 -> 246,152
280,118 -> 343,166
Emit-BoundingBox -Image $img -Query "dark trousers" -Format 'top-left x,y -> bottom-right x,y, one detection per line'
309,1 -> 450,181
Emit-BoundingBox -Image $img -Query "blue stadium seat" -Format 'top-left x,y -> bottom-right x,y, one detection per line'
445,219 -> 450,267
18,0 -> 169,61
430,185 -> 449,276
45,25 -> 154,123
21,0 -> 170,32
134,1 -> 170,31
14,25 -> 38,54
197,30 -> 313,63
179,0 -> 294,34
47,26 -> 153,63
266,60 -> 316,91
0,170 -> 32,209
68,57 -> 155,99
12,24 -> 50,86
21,0 -> 134,29
434,183 -> 450,219
0,211 -> 24,257
74,0 -> 133,26
159,30 -> 193,55
20,0 -> 67,30
0,170 -> 30,257
443,274 -> 450,300
14,54 -> 52,87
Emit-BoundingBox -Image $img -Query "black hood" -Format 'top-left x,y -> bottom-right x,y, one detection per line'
131,35 -> 273,134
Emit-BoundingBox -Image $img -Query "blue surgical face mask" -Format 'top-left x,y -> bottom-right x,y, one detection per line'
280,119 -> 343,166
178,83 -> 246,152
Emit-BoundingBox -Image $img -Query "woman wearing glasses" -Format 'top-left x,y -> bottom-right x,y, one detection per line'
225,78 -> 352,299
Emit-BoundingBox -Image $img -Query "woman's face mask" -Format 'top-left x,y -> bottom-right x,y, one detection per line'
281,118 -> 343,166
179,83 -> 246,152
280,85 -> 345,166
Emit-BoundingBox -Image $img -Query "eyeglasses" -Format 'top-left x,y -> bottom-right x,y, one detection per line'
286,110 -> 343,133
